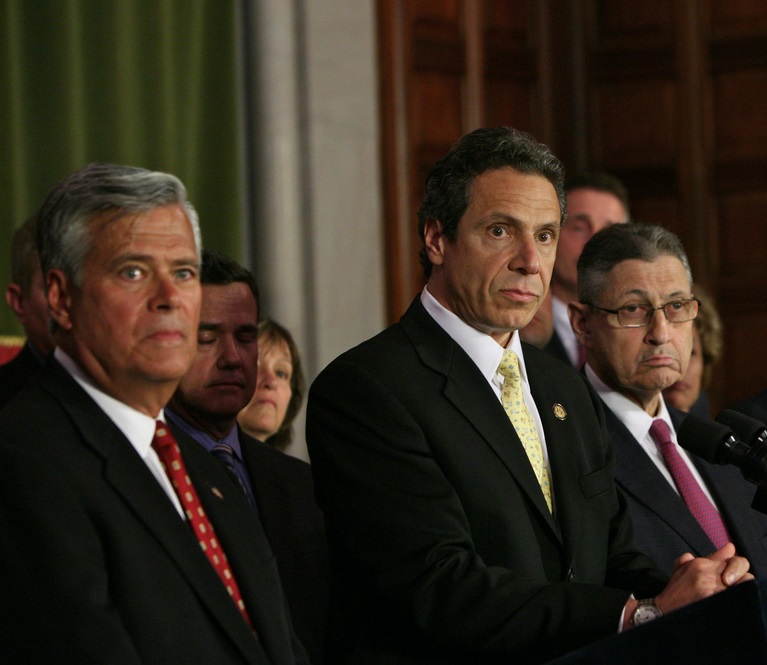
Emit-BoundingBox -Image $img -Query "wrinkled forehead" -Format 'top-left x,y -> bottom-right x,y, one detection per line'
602,256 -> 693,301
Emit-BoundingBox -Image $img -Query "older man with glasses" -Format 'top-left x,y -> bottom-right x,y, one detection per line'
570,223 -> 767,579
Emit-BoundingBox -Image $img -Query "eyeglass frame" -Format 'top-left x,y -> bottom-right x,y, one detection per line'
582,297 -> 701,328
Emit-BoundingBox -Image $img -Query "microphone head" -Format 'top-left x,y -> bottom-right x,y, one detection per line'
676,412 -> 736,463
716,409 -> 767,446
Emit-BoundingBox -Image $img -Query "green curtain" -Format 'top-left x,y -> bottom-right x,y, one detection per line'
0,0 -> 242,334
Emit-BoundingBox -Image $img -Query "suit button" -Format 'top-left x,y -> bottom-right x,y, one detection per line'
566,568 -> 575,582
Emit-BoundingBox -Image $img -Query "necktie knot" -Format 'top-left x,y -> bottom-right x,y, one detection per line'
497,350 -> 521,382
153,421 -> 175,450
649,418 -> 672,447
211,442 -> 237,467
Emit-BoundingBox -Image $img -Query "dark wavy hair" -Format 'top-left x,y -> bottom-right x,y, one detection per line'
417,126 -> 567,278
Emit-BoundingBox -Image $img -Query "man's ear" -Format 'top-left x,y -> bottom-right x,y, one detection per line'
47,270 -> 74,331
5,284 -> 23,319
423,219 -> 446,267
569,302 -> 591,347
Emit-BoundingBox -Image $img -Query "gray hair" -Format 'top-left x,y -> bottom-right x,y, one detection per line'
577,223 -> 692,304
36,162 -> 201,286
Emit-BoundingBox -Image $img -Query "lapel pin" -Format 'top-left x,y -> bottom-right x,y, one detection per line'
210,486 -> 224,500
552,403 -> 567,420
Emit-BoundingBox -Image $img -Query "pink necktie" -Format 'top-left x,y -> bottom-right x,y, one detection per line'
649,419 -> 731,549
152,421 -> 253,629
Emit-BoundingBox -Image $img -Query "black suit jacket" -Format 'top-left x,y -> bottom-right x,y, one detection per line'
306,298 -> 667,664
0,359 -> 307,664
730,389 -> 767,424
606,404 -> 767,576
239,429 -> 330,665
0,341 -> 44,410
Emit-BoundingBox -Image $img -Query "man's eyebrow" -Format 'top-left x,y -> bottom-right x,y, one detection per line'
198,322 -> 222,332
172,256 -> 200,267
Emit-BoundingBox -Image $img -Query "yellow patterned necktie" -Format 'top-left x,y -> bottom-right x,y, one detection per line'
497,350 -> 553,512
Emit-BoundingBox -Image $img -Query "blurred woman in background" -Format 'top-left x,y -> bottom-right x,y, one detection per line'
663,284 -> 723,416
238,318 -> 306,452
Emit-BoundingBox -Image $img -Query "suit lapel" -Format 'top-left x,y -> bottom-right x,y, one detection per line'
180,432 -> 293,663
240,434 -> 291,551
38,362 -> 263,664
401,300 -> 560,537
607,405 -> 714,554
527,359 -> 586,550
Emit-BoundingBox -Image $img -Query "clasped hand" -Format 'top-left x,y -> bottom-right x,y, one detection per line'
655,542 -> 753,614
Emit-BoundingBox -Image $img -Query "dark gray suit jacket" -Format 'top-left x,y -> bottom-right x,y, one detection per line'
606,403 -> 767,576
307,298 -> 667,664
0,359 -> 307,664
543,328 -> 571,365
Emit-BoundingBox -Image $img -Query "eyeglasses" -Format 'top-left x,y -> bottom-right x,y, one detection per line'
584,297 -> 700,328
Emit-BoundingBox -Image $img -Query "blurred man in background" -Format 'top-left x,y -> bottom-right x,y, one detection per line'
0,215 -> 55,408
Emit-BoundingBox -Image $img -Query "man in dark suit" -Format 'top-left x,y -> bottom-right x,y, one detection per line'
166,248 -> 329,664
545,172 -> 630,368
0,214 -> 55,408
0,163 -> 307,664
306,127 -> 751,664
569,223 -> 767,576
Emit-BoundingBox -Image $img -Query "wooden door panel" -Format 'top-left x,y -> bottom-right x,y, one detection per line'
377,0 -> 767,408
591,80 -> 677,168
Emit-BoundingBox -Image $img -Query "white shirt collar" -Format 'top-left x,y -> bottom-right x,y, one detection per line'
54,347 -> 161,456
420,286 -> 529,383
585,363 -> 675,442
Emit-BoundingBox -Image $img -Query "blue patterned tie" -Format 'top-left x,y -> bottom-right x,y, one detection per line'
211,443 -> 252,504
497,350 -> 553,512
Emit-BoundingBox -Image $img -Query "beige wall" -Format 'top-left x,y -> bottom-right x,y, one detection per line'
242,0 -> 384,460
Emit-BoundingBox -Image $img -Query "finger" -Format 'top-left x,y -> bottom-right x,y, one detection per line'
722,555 -> 751,586
706,542 -> 736,562
672,552 -> 695,571
730,572 -> 756,586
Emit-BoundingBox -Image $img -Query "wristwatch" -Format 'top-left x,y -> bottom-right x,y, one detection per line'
630,598 -> 663,626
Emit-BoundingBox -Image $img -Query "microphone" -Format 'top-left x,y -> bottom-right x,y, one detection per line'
714,410 -> 767,514
676,412 -> 767,487
716,409 -> 767,450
